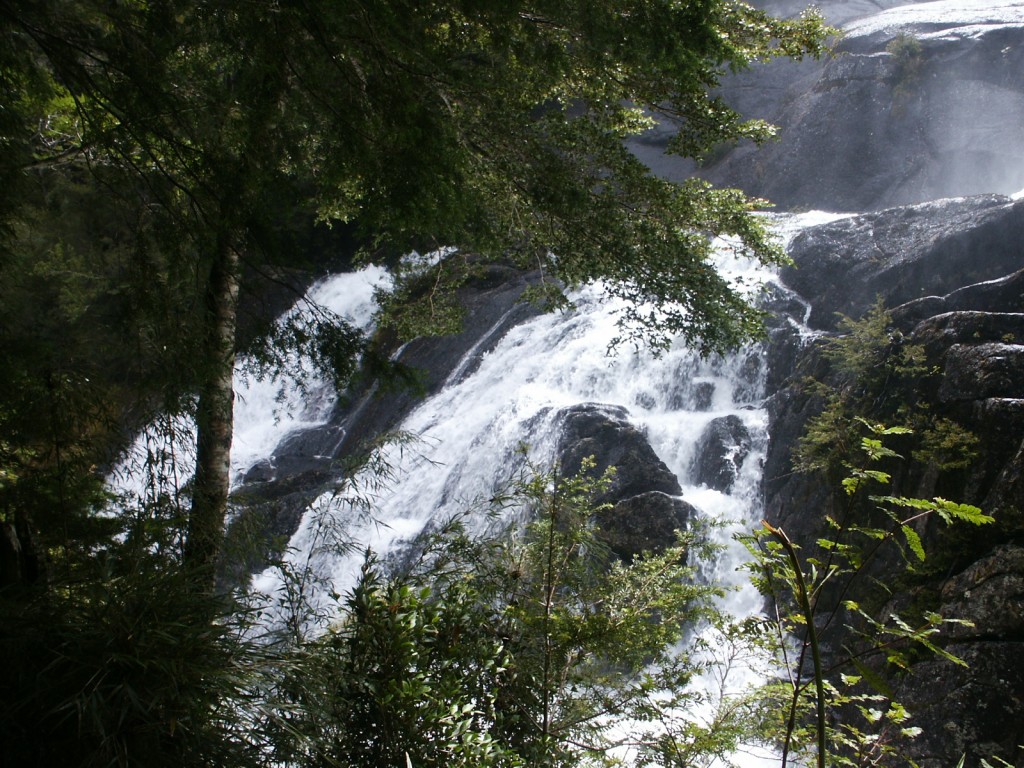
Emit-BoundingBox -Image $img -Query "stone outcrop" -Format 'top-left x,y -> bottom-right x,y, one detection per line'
689,415 -> 752,493
781,196 -> 1024,330
765,193 -> 1024,766
555,403 -> 695,561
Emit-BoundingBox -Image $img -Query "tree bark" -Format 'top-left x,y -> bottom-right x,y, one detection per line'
184,232 -> 241,585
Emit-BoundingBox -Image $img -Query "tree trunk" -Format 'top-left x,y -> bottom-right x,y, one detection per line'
184,233 -> 241,585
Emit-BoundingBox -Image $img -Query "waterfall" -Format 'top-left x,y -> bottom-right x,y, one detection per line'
240,236 -> 793,764
117,213 -> 836,762
111,267 -> 391,507
251,256 -> 766,618
247,213 -> 844,626
230,266 -> 390,485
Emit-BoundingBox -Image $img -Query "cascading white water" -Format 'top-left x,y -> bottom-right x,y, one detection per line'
240,235 -> 786,764
249,213 -> 846,625
112,212 -> 839,762
229,266 -> 391,485
111,267 -> 391,506
251,258 -> 767,621
236,211 -> 852,766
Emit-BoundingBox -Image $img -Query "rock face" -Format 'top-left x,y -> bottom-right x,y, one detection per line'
555,403 -> 695,561
631,1 -> 1024,212
896,544 -> 1024,765
689,415 -> 752,492
765,194 -> 1024,766
781,196 -> 1024,330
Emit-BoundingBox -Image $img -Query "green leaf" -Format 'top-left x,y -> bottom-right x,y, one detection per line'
872,495 -> 935,510
901,525 -> 926,562
860,436 -> 902,461
933,498 -> 994,526
841,476 -> 861,496
851,657 -> 895,698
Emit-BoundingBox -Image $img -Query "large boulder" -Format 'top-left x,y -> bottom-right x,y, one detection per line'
555,403 -> 696,560
689,415 -> 752,493
937,342 -> 1024,403
557,403 -> 683,501
595,492 -> 693,563
780,195 -> 1024,330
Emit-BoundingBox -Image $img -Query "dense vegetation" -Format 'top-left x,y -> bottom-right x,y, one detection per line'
4,2 -> 996,766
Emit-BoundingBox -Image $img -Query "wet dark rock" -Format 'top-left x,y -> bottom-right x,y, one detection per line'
764,324 -> 803,397
939,544 -> 1024,642
982,423 -> 1024,530
781,196 -> 1024,330
556,403 -> 682,501
894,270 -> 1024,328
242,459 -> 276,485
732,350 -> 767,405
906,311 -> 1024,357
937,343 -> 1024,402
893,641 -> 1024,768
688,381 -> 716,412
555,403 -> 693,560
690,415 -> 752,493
597,492 -> 696,562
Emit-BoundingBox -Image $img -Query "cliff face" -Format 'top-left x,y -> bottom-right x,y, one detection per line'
631,1 -> 1024,212
763,196 -> 1024,768
717,4 -> 1024,763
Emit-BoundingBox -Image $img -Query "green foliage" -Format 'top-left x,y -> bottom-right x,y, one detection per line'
747,425 -> 994,767
268,553 -> 521,768
256,458 -> 760,768
6,0 -> 832,359
0,537 -> 268,768
887,33 -> 924,87
490,460 -> 721,766
795,301 -> 977,478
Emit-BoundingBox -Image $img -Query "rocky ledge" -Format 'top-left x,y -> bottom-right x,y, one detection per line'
767,192 -> 1024,765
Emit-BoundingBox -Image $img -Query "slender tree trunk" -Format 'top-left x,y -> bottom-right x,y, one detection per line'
184,232 -> 241,585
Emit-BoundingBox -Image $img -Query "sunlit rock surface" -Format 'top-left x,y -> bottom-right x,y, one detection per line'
632,0 -> 1024,211
781,195 -> 1024,329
